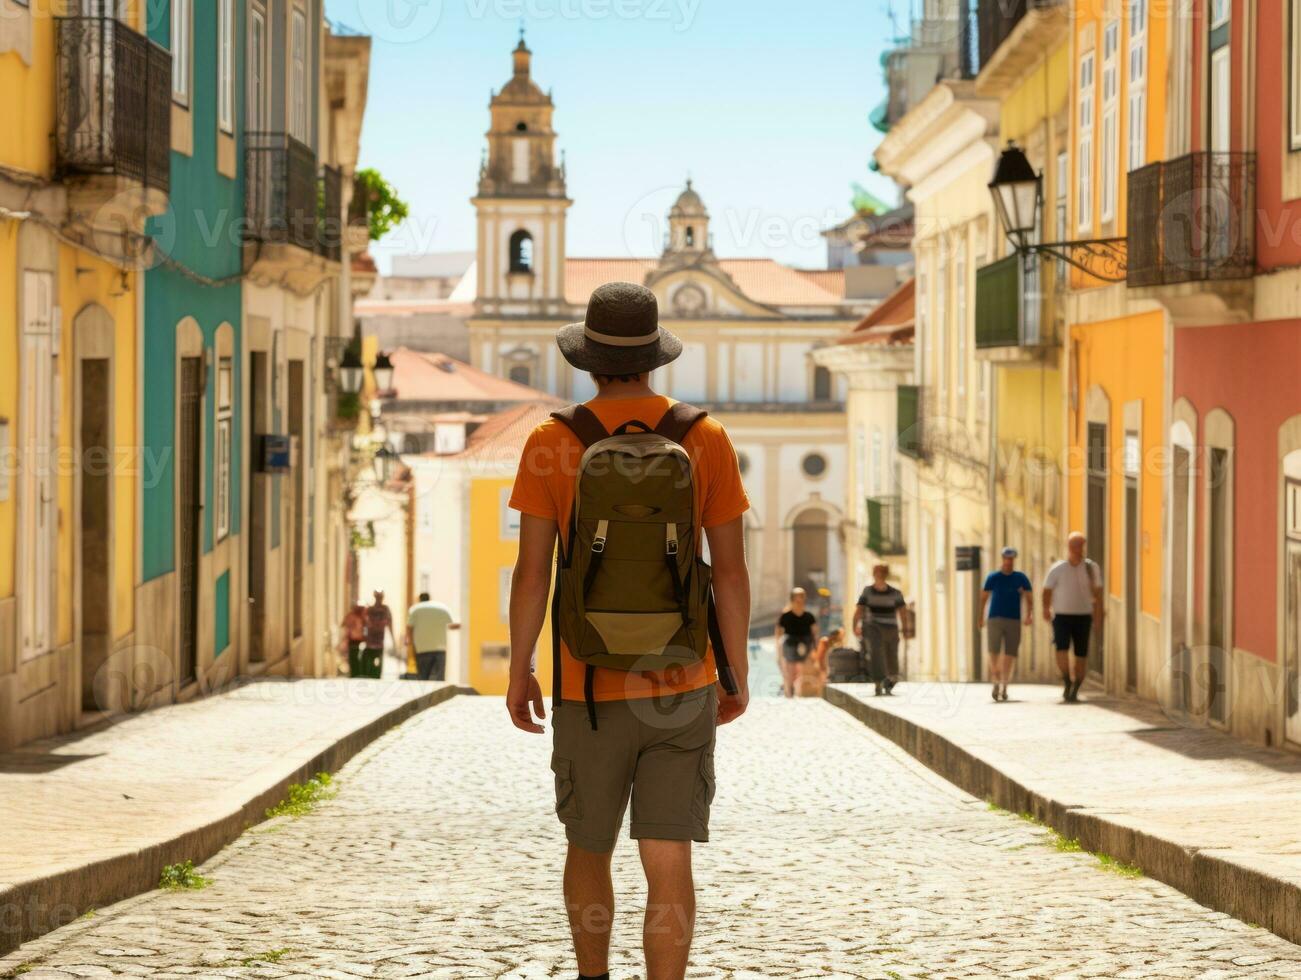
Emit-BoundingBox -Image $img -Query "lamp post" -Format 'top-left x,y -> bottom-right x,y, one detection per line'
372,350 -> 395,393
338,341 -> 364,395
987,142 -> 1127,282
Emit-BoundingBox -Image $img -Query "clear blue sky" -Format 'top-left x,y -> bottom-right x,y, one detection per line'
325,0 -> 903,271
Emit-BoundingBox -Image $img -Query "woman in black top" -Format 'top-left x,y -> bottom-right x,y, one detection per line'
775,587 -> 817,698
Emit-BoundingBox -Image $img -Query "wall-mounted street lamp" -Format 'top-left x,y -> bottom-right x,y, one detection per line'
988,142 -> 1127,282
373,442 -> 399,484
338,340 -> 365,395
372,350 -> 395,393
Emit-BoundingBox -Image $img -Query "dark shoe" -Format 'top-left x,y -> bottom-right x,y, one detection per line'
1062,677 -> 1072,701
1068,679 -> 1084,702
1000,686 -> 1009,702
874,682 -> 884,696
992,683 -> 1001,701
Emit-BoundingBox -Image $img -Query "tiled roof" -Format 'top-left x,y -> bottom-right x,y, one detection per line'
354,299 -> 475,317
563,258 -> 845,309
830,277 -> 914,347
388,347 -> 546,403
454,400 -> 561,461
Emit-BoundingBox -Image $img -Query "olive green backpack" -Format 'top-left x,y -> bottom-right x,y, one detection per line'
549,402 -> 737,729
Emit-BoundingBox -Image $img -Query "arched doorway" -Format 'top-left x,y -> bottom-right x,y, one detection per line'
792,507 -> 831,598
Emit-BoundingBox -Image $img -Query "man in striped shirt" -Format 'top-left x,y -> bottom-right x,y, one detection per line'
852,564 -> 907,696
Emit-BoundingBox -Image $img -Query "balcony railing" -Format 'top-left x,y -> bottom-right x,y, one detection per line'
318,164 -> 343,262
347,172 -> 370,228
897,384 -> 924,460
245,131 -> 319,252
866,495 -> 905,555
975,253 -> 1047,348
55,16 -> 171,192
1127,151 -> 1256,287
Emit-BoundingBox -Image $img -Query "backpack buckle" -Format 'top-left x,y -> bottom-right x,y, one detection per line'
592,538 -> 606,554
666,539 -> 678,556
665,522 -> 679,556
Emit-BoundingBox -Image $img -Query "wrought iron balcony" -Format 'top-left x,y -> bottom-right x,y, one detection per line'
897,384 -> 924,460
865,495 -> 905,555
245,132 -> 319,252
55,15 -> 171,192
1127,152 -> 1256,287
975,253 -> 1052,353
317,164 -> 343,262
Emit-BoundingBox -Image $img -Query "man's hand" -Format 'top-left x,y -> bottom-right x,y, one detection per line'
507,673 -> 547,734
977,616 -> 985,629
717,683 -> 749,725
1043,606 -> 1054,624
1023,613 -> 1034,626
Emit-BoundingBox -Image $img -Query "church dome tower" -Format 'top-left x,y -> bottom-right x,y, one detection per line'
472,35 -> 571,317
665,179 -> 711,256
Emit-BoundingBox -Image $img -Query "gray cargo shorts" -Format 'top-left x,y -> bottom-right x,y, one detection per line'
986,617 -> 1023,656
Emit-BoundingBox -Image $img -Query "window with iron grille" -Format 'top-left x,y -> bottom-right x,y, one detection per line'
215,357 -> 232,541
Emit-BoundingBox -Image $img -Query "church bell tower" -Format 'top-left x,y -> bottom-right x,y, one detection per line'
472,36 -> 571,317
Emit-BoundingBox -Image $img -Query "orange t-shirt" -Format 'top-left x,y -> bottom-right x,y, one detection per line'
509,395 -> 749,702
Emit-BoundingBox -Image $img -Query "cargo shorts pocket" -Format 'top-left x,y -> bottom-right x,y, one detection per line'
552,757 -> 582,823
691,748 -> 716,824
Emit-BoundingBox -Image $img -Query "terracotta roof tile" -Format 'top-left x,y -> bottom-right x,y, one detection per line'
829,278 -> 915,347
563,258 -> 846,309
388,347 -> 547,403
454,400 -> 561,462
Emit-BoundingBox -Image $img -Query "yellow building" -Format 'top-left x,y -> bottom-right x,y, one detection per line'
0,4 -> 165,747
404,402 -> 560,695
1065,0 -> 1171,697
971,2 -> 1072,680
874,80 -> 1000,682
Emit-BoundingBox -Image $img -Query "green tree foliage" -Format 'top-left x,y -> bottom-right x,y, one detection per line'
354,168 -> 410,242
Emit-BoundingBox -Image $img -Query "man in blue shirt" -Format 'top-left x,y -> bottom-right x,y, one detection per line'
979,547 -> 1033,701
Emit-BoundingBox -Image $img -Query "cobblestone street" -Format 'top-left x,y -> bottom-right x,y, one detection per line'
5,695 -> 1300,979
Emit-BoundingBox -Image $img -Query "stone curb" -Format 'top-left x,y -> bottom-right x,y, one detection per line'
0,683 -> 465,956
824,685 -> 1301,947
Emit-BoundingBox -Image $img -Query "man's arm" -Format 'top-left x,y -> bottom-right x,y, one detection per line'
1022,585 -> 1034,625
506,513 -> 556,733
851,602 -> 864,638
705,517 -> 750,725
1042,586 -> 1054,623
978,590 -> 991,629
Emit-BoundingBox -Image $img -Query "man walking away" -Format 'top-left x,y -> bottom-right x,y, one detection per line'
341,602 -> 367,677
853,564 -> 906,696
1042,532 -> 1104,702
978,547 -> 1033,702
505,282 -> 751,980
362,590 -> 397,679
406,592 -> 459,681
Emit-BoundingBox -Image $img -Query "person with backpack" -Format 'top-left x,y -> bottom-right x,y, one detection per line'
504,282 -> 751,980
774,588 -> 817,698
1042,531 -> 1104,703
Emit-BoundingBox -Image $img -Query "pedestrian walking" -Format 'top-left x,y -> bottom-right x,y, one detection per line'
979,547 -> 1033,702
1042,531 -> 1104,702
853,564 -> 906,696
361,590 -> 396,679
503,281 -> 750,980
406,592 -> 459,681
340,602 -> 367,677
775,588 -> 817,698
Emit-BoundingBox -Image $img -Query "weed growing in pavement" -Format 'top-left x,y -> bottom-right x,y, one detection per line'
2,963 -> 35,977
265,772 -> 336,819
159,860 -> 212,890
241,949 -> 292,966
1096,854 -> 1144,878
1051,834 -> 1083,853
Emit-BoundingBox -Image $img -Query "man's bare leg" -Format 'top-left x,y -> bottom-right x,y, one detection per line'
638,838 -> 695,980
564,843 -> 614,977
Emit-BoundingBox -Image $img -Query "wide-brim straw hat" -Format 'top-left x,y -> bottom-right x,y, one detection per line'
556,281 -> 683,375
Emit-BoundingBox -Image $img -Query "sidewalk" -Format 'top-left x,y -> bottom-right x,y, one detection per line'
826,680 -> 1301,947
0,676 -> 459,955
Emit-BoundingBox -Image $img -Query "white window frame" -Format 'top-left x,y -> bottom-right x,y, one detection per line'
955,238 -> 967,400
1292,0 -> 1301,149
215,356 -> 233,541
499,566 -> 513,623
248,2 -> 268,131
171,0 -> 191,106
1128,0 -> 1148,171
1101,19 -> 1120,221
916,264 -> 929,387
500,486 -> 520,539
290,5 -> 309,143
935,245 -> 948,398
1078,48 -> 1095,233
217,0 -> 235,133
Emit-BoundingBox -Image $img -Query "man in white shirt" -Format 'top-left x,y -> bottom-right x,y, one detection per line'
1042,532 -> 1103,702
406,593 -> 459,681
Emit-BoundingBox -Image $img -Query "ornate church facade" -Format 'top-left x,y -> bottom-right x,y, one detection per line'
467,40 -> 866,624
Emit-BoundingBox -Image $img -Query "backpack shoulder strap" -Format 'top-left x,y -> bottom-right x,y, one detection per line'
654,402 -> 708,444
550,404 -> 608,448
